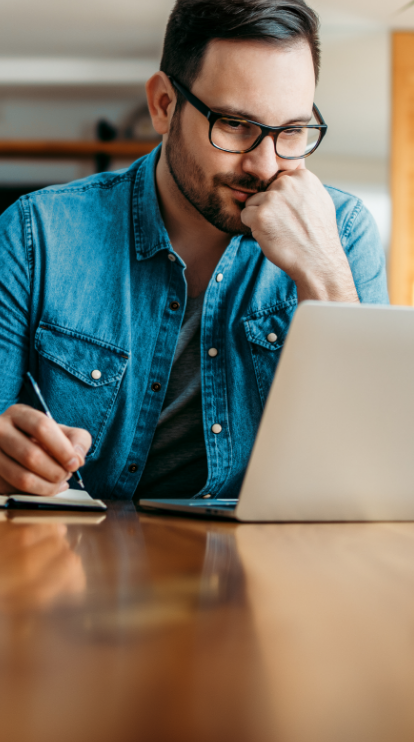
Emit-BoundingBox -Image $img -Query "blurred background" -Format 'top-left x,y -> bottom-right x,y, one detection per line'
0,0 -> 413,299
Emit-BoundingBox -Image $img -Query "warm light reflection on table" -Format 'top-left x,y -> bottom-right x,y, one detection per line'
0,505 -> 414,742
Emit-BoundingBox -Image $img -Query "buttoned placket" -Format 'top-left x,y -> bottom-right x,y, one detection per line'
115,247 -> 186,497
194,236 -> 242,499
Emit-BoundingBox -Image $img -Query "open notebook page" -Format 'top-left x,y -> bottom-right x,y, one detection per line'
0,489 -> 106,511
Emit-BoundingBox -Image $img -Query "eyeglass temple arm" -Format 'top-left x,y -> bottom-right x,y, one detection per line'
313,103 -> 327,128
169,76 -> 211,119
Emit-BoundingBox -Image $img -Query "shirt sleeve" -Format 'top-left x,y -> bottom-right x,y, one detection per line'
0,199 -> 31,413
340,197 -> 389,304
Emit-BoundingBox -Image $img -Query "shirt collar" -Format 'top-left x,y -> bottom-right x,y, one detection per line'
132,144 -> 172,262
132,143 -> 247,265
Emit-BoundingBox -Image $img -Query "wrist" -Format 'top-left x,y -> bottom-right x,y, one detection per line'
294,270 -> 359,304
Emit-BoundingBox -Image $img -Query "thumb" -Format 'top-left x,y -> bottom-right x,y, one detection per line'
59,425 -> 92,468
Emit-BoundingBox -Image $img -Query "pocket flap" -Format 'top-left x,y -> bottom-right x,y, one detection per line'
35,324 -> 129,387
244,306 -> 293,351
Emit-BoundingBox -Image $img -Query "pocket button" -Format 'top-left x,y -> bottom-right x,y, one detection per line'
91,369 -> 102,379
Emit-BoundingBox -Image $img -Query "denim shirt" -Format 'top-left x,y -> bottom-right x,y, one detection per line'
0,145 -> 389,500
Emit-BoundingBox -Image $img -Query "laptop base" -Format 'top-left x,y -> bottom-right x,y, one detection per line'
139,498 -> 238,519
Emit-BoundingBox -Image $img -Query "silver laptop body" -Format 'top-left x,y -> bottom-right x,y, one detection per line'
140,302 -> 414,522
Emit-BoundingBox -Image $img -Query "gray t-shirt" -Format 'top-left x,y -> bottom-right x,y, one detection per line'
134,293 -> 208,500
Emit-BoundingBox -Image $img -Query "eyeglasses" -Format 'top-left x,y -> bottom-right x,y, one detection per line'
170,76 -> 327,160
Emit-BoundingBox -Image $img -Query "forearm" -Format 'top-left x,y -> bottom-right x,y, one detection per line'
293,256 -> 360,304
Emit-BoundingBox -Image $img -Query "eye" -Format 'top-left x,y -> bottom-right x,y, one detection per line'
282,127 -> 304,136
226,119 -> 247,130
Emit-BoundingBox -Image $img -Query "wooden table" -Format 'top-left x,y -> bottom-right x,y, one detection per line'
1,504 -> 414,742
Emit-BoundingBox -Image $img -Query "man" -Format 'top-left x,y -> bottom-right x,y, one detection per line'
0,0 -> 388,501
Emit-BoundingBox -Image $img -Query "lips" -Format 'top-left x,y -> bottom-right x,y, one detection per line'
228,186 -> 257,203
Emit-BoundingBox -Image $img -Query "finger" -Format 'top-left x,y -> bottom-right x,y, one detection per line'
0,449 -> 70,496
240,204 -> 258,227
0,423 -> 70,484
7,406 -> 79,471
267,167 -> 307,190
278,161 -> 306,177
244,191 -> 270,207
59,425 -> 92,467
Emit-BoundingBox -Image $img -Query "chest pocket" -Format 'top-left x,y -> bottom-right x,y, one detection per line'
35,323 -> 129,457
244,302 -> 296,406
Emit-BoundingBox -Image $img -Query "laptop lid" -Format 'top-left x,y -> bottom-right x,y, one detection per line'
235,302 -> 414,522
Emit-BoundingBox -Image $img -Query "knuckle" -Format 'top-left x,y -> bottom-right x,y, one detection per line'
3,404 -> 21,417
0,413 -> 13,436
33,418 -> 51,440
50,470 -> 65,485
78,429 -> 92,451
22,447 -> 42,471
17,471 -> 36,493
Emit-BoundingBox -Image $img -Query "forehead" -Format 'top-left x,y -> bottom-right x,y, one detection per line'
192,38 -> 316,126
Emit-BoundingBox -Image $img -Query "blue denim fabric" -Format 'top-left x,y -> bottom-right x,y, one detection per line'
0,145 -> 389,499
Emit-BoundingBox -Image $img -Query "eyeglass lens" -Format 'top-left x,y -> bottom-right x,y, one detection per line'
211,112 -> 322,157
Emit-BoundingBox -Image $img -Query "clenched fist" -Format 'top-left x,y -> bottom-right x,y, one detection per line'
241,168 -> 359,304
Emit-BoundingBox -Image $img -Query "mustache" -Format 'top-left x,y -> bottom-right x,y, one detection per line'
212,171 -> 279,193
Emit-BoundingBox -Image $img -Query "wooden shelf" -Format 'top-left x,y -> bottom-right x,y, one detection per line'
0,140 -> 159,159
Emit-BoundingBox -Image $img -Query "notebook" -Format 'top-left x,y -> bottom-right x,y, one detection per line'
0,488 -> 106,511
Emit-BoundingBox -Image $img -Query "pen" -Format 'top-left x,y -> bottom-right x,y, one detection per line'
24,372 -> 85,490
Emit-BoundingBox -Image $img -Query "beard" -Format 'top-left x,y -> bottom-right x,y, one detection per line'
165,111 -> 278,235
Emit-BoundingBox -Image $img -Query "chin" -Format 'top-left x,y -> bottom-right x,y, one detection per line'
223,201 -> 249,235
217,213 -> 251,236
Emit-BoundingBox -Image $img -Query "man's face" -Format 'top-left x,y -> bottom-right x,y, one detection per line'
165,38 -> 316,235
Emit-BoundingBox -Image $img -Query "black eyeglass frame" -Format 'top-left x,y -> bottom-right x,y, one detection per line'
169,76 -> 328,160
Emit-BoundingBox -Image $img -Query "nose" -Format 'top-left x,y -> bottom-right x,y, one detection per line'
240,135 -> 279,183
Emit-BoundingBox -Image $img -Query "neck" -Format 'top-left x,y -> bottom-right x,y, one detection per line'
155,145 -> 230,297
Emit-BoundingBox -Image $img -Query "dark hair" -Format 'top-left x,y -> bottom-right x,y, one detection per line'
160,0 -> 321,96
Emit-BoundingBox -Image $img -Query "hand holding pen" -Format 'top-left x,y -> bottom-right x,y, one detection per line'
0,373 -> 92,496
24,373 -> 85,489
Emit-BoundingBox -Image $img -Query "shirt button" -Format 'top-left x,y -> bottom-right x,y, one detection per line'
211,423 -> 222,434
202,494 -> 212,499
267,333 -> 277,343
152,382 -> 161,392
216,273 -> 224,282
208,348 -> 218,357
128,464 -> 138,473
170,301 -> 180,311
168,254 -> 176,262
91,369 -> 102,380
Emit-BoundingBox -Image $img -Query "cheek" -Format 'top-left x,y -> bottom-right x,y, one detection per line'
183,116 -> 242,176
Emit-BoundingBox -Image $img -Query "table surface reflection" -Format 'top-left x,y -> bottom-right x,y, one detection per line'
1,503 -> 414,742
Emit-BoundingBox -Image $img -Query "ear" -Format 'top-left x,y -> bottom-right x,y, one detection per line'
146,72 -> 177,136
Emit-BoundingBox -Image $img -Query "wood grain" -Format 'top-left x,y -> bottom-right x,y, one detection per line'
1,505 -> 414,741
390,33 -> 414,304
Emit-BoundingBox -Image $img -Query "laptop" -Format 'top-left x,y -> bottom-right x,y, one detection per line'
140,301 -> 414,522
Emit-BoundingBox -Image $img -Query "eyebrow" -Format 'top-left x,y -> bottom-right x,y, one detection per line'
212,105 -> 313,126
